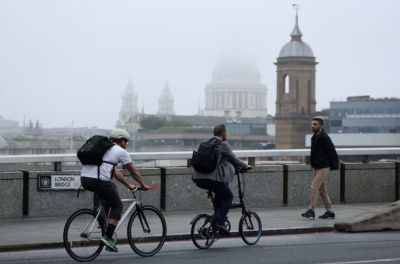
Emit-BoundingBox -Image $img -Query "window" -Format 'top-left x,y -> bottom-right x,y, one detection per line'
284,75 -> 289,94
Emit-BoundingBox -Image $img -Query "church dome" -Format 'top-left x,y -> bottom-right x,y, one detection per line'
279,41 -> 314,57
278,12 -> 314,58
211,53 -> 261,83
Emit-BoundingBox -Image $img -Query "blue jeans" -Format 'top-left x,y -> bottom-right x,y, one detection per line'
194,179 -> 233,225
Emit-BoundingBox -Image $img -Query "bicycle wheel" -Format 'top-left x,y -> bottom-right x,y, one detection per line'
239,211 -> 262,245
224,218 -> 231,232
63,209 -> 105,262
190,214 -> 215,249
127,205 -> 167,257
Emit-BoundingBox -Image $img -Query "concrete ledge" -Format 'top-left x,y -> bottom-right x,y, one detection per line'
334,200 -> 400,232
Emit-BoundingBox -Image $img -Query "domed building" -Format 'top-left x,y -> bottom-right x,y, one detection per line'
275,9 -> 317,149
204,53 -> 267,120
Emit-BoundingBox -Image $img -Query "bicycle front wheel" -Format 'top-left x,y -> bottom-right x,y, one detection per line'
127,205 -> 167,257
239,211 -> 262,245
63,209 -> 105,262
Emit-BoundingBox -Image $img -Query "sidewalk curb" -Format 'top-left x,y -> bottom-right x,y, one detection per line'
0,226 -> 334,252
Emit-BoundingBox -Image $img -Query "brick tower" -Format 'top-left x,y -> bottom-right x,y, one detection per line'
275,8 -> 317,148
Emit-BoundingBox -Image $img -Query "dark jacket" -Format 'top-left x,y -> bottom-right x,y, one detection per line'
310,131 -> 339,170
192,136 -> 248,183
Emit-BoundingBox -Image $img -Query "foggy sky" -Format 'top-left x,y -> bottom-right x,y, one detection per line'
0,0 -> 399,129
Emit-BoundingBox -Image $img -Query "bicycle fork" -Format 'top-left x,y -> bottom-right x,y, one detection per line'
137,207 -> 151,233
243,211 -> 255,230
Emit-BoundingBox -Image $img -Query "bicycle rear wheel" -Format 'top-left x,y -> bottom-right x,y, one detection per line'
127,205 -> 167,257
239,211 -> 262,245
63,209 -> 105,262
190,214 -> 215,249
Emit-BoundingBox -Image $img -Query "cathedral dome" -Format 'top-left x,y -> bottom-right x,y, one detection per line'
211,54 -> 261,83
278,11 -> 314,58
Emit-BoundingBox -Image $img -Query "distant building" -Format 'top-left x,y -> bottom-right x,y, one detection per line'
135,114 -> 273,152
0,115 -> 19,128
0,126 -> 108,155
329,96 -> 400,133
0,115 -> 20,136
115,79 -> 140,134
204,52 -> 267,119
157,82 -> 175,116
306,133 -> 400,148
274,10 -> 317,149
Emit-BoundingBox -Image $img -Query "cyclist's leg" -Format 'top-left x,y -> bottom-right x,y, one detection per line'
208,182 -> 233,226
195,179 -> 232,226
97,180 -> 123,252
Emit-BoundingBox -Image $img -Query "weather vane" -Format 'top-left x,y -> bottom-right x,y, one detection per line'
292,4 -> 301,15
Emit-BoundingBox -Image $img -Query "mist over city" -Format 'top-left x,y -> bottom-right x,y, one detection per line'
0,0 -> 399,129
1,3 -> 400,262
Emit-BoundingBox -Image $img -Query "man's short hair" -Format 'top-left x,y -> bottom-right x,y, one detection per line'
312,117 -> 324,125
213,124 -> 226,137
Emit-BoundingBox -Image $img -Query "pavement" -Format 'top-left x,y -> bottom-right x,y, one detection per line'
0,203 -> 386,252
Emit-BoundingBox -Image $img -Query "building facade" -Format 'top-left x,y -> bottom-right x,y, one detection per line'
275,11 -> 317,149
204,53 -> 267,119
329,96 -> 400,133
134,114 -> 273,152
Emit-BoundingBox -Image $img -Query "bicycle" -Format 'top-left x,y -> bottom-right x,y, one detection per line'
190,167 -> 262,249
63,186 -> 167,262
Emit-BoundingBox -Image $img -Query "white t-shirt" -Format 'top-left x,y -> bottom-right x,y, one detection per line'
80,144 -> 132,181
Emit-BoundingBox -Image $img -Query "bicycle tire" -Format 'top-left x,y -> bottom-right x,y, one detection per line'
63,208 -> 105,262
239,211 -> 262,245
190,214 -> 215,249
127,205 -> 167,257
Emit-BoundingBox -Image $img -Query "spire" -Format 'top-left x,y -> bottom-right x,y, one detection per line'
157,81 -> 175,115
291,4 -> 303,41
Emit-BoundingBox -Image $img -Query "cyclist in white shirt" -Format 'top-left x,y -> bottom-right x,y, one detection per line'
80,128 -> 156,252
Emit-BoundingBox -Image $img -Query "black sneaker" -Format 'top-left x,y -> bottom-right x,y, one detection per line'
301,209 -> 315,219
213,223 -> 230,235
319,211 -> 335,219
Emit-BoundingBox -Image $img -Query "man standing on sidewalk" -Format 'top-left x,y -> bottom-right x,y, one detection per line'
302,117 -> 339,219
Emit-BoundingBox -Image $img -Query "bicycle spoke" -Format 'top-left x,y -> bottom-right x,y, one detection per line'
239,211 -> 262,245
190,214 -> 215,249
127,206 -> 166,257
63,209 -> 105,262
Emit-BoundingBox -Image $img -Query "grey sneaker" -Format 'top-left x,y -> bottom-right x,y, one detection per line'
319,211 -> 335,219
301,208 -> 315,219
101,235 -> 118,252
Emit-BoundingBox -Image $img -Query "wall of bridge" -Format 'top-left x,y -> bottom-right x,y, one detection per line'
0,162 -> 399,218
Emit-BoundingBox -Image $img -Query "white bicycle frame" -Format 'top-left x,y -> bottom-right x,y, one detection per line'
90,189 -> 141,235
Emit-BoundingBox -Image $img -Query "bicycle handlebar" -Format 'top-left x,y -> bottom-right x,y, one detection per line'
130,181 -> 157,193
239,165 -> 253,173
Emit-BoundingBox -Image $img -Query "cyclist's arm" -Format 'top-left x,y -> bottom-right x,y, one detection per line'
220,141 -> 248,170
113,169 -> 136,190
124,162 -> 155,190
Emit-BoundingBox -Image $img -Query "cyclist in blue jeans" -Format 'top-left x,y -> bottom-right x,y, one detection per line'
192,124 -> 250,233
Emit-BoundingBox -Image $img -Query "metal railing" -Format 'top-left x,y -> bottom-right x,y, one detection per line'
0,147 -> 399,164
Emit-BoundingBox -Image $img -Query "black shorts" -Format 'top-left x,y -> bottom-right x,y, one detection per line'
81,177 -> 123,220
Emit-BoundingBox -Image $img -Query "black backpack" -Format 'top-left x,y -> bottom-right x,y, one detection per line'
192,138 -> 222,173
77,135 -> 114,166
